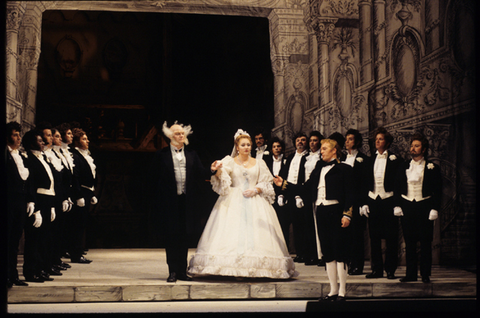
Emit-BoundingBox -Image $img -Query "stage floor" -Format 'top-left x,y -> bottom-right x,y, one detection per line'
7,248 -> 476,304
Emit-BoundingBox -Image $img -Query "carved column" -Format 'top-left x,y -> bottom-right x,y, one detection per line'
425,0 -> 443,54
359,0 -> 373,84
373,0 -> 387,80
17,3 -> 44,129
5,2 -> 26,123
310,18 -> 337,107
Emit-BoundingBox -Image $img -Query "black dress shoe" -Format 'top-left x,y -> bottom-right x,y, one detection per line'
71,256 -> 92,264
54,264 -> 67,271
387,272 -> 396,279
293,256 -> 305,263
40,271 -> 54,281
366,271 -> 383,278
319,294 -> 338,301
7,278 -> 29,287
336,296 -> 346,302
317,259 -> 325,267
13,279 -> 29,286
167,272 -> 177,282
177,273 -> 193,281
348,268 -> 363,275
47,267 -> 63,276
399,276 -> 417,282
304,258 -> 317,265
422,276 -> 431,283
25,275 -> 45,283
62,262 -> 71,268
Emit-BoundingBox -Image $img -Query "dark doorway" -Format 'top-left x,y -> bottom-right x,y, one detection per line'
36,11 -> 274,248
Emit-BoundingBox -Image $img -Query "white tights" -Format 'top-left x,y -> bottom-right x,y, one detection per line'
326,261 -> 348,297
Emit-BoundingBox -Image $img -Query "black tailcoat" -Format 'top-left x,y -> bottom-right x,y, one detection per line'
151,146 -> 212,236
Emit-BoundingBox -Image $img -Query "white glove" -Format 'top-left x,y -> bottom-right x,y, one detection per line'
51,207 -> 56,222
62,200 -> 70,212
27,202 -> 35,217
394,206 -> 404,217
33,211 -> 42,228
360,205 -> 370,218
295,196 -> 304,208
429,209 -> 438,221
91,196 -> 98,205
67,197 -> 73,212
77,198 -> 85,207
243,189 -> 257,198
277,195 -> 285,206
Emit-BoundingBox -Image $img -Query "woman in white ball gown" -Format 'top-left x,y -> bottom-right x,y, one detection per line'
188,129 -> 298,279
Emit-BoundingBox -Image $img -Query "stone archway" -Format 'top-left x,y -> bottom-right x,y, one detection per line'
6,1 -> 311,151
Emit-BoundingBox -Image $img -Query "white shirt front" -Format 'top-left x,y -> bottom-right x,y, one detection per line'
31,150 -> 55,196
272,154 -> 283,176
8,146 -> 29,180
171,144 -> 186,195
402,158 -> 431,202
343,149 -> 358,167
255,145 -> 267,161
305,149 -> 321,181
287,151 -> 307,185
315,161 -> 339,206
368,150 -> 393,200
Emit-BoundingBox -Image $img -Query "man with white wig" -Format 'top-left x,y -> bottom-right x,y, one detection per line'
151,121 -> 220,282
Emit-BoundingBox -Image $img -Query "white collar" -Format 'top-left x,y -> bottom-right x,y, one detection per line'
347,149 -> 358,157
31,150 -> 44,158
411,158 -> 425,165
273,153 -> 283,162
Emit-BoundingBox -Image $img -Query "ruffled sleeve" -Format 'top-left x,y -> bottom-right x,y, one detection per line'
255,159 -> 276,204
211,155 -> 234,196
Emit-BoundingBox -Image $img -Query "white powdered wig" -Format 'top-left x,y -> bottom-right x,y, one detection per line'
162,121 -> 193,145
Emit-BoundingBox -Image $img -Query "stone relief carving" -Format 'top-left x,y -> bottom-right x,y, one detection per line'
322,0 -> 359,16
55,35 -> 82,77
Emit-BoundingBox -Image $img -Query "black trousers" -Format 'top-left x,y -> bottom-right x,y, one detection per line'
67,188 -> 93,260
7,193 -> 27,281
165,194 -> 189,275
400,199 -> 435,278
303,202 -> 319,261
349,205 -> 367,271
51,198 -> 67,265
285,199 -> 306,258
272,200 -> 290,249
23,194 -> 54,276
367,196 -> 399,274
316,204 -> 351,263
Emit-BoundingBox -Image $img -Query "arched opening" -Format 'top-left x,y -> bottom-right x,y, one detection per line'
35,11 -> 275,248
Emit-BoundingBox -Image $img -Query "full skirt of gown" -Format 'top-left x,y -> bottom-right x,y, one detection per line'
188,156 -> 298,279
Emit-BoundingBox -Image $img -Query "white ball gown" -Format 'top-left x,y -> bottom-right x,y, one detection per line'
188,156 -> 298,279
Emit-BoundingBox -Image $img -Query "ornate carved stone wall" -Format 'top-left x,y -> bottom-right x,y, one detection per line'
5,0 -> 475,265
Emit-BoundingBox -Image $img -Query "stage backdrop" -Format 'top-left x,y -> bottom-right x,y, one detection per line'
5,1 -> 475,266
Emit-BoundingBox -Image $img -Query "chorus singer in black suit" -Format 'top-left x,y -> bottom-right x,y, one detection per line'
361,127 -> 403,279
151,121 -> 220,283
262,137 -> 289,246
276,132 -> 308,263
274,138 -> 354,302
70,128 -> 98,264
21,129 -> 57,283
5,122 -> 34,287
342,129 -> 369,276
394,133 -> 442,283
